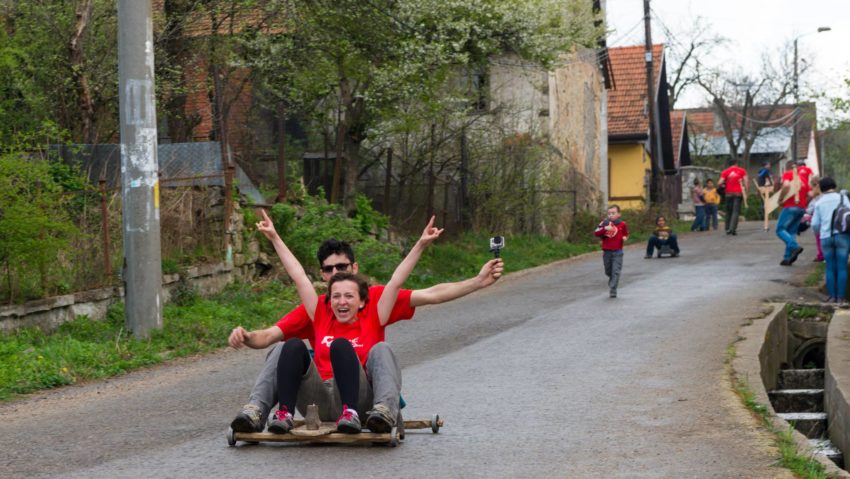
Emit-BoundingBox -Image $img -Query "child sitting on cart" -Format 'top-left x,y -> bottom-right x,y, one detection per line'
645,215 -> 680,258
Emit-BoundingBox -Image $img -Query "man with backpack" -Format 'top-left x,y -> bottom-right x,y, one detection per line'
810,177 -> 850,304
776,159 -> 809,265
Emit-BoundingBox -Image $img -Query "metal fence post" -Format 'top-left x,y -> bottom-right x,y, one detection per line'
99,178 -> 112,282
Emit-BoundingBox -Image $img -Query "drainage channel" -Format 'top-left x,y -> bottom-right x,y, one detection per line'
767,303 -> 844,469
769,368 -> 844,467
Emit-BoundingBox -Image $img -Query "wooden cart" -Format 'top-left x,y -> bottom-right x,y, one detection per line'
226,414 -> 442,447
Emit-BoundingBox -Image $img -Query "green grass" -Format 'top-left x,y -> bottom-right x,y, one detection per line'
728,346 -> 833,479
806,262 -> 826,287
0,280 -> 299,401
0,233 -> 591,401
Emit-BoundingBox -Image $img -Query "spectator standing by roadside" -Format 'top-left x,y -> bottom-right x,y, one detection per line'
691,178 -> 706,232
594,205 -> 628,298
703,179 -> 721,231
718,159 -> 748,235
776,159 -> 809,266
810,177 -> 849,304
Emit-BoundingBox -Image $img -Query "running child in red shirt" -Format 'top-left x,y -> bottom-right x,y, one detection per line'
594,204 -> 629,298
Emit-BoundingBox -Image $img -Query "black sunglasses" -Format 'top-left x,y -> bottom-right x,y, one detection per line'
321,262 -> 352,273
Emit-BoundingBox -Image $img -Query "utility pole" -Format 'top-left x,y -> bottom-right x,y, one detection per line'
118,0 -> 162,339
792,38 -> 798,165
643,0 -> 659,203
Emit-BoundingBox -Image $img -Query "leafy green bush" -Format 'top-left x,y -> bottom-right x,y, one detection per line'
0,152 -> 81,302
263,194 -> 400,281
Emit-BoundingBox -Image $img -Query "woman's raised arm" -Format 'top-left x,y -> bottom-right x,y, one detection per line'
377,216 -> 443,326
255,209 -> 318,320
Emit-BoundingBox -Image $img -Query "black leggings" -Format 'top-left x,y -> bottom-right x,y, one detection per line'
276,337 -> 361,414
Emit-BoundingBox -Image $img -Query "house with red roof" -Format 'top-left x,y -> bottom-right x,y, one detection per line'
678,102 -> 819,179
606,44 -> 679,210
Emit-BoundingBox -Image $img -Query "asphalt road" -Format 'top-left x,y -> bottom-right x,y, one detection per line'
1,221 -> 819,478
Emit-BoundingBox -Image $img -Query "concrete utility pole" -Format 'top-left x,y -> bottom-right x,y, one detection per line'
118,0 -> 163,339
643,0 -> 659,203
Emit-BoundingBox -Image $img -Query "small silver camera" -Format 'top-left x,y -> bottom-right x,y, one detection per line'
489,236 -> 504,257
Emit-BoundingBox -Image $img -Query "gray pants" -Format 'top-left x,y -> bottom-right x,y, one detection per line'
725,194 -> 742,233
247,341 -> 402,421
603,249 -> 624,292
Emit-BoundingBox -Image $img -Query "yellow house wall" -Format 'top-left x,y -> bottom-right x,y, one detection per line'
608,143 -> 648,210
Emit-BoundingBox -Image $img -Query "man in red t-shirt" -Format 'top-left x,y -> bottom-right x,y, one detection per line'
718,158 -> 748,235
776,159 -> 809,265
227,238 -> 504,433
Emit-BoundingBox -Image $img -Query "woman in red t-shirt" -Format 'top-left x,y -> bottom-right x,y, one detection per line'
255,210 -> 443,434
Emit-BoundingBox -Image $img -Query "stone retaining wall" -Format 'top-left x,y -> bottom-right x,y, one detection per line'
0,260 -> 264,333
826,311 -> 850,462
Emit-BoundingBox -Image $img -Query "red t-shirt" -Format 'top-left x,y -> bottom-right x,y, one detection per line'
797,165 -> 813,188
275,286 -> 415,341
276,286 -> 414,380
781,170 -> 809,209
720,166 -> 747,194
594,220 -> 628,251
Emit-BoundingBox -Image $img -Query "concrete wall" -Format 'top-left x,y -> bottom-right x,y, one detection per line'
825,310 -> 850,460
608,143 -> 649,210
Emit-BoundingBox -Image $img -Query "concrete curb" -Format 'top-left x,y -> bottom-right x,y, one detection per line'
732,303 -> 850,478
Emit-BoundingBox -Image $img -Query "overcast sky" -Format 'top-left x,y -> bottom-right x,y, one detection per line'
605,0 -> 850,119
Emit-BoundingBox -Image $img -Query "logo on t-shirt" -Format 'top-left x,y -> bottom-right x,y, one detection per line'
320,336 -> 363,348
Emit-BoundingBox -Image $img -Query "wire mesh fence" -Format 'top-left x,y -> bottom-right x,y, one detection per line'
0,143 -> 232,304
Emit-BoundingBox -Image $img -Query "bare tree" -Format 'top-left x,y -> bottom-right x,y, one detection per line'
658,16 -> 727,109
694,42 -> 799,171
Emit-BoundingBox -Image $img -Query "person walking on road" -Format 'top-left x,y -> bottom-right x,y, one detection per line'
776,159 -> 809,266
594,205 -> 628,298
718,158 -> 748,235
691,178 -> 706,231
703,179 -> 721,231
810,177 -> 849,304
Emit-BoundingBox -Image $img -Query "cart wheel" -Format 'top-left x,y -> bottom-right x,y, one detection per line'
431,414 -> 441,433
226,427 -> 236,447
389,426 -> 399,447
397,410 -> 405,440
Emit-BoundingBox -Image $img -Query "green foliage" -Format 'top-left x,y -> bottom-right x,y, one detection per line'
0,152 -> 81,302
0,230 -> 592,400
267,195 -> 399,281
733,192 -> 778,221
0,280 -> 295,401
732,374 -> 831,479
1,1 -> 119,143
805,262 -> 826,288
353,195 -> 389,235
161,259 -> 180,275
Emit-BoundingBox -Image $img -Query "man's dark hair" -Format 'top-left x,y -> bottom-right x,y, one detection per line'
325,272 -> 370,305
317,239 -> 355,265
819,176 -> 837,192
727,158 -> 738,166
